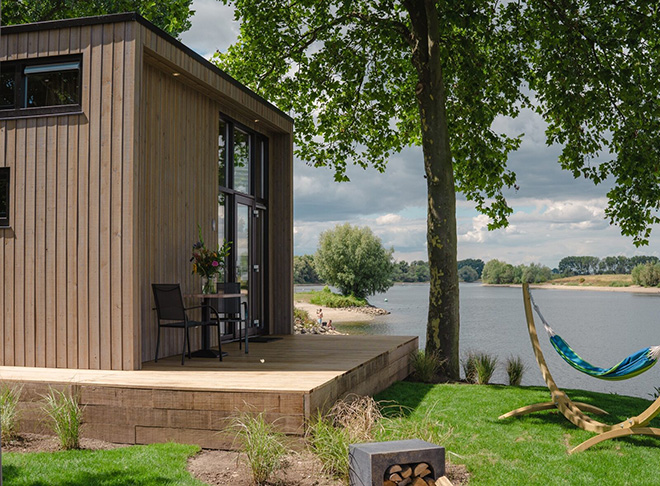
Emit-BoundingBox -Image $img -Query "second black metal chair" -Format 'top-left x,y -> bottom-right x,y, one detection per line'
152,283 -> 223,365
215,282 -> 249,353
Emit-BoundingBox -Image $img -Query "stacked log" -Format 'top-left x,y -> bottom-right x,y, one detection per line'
383,462 -> 434,486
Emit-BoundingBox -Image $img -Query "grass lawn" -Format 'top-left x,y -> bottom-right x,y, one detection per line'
5,384 -> 659,485
377,382 -> 660,485
2,442 -> 205,486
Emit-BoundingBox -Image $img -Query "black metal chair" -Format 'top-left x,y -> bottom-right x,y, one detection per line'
151,283 -> 223,365
215,282 -> 249,354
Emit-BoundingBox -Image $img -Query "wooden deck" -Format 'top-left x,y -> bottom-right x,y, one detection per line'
0,335 -> 417,449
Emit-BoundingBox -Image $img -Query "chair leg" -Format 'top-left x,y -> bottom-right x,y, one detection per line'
155,325 -> 161,362
244,320 -> 249,354
181,328 -> 188,365
217,324 -> 223,362
243,304 -> 249,354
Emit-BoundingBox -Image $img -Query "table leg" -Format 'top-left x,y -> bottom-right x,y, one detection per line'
190,297 -> 228,358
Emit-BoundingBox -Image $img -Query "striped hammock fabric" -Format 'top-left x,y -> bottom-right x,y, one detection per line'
549,334 -> 660,380
529,290 -> 660,380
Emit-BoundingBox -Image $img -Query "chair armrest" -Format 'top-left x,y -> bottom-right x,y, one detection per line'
184,305 -> 205,311
206,304 -> 220,321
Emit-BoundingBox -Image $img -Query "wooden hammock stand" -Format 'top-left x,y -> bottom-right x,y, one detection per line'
499,283 -> 660,453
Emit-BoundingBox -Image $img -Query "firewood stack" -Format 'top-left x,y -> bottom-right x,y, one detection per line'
383,462 -> 436,486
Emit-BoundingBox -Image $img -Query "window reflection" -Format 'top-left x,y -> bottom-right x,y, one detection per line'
217,193 -> 227,281
234,129 -> 250,194
0,168 -> 9,226
218,119 -> 227,188
237,204 -> 250,297
0,68 -> 15,108
25,62 -> 80,107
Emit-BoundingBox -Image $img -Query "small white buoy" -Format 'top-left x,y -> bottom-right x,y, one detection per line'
384,298 -> 388,302
260,359 -> 265,363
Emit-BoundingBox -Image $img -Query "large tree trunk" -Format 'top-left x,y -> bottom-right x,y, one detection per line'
405,0 -> 460,380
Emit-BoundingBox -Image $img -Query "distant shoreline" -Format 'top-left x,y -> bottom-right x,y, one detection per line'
294,301 -> 384,324
483,282 -> 660,294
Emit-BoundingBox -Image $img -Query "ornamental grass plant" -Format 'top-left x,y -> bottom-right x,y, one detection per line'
410,350 -> 446,383
461,351 -> 478,384
42,387 -> 84,450
505,355 -> 526,386
0,384 -> 22,443
232,412 -> 288,485
474,353 -> 498,385
306,395 -> 382,481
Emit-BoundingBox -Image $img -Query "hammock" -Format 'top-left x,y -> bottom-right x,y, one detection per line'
529,290 -> 660,380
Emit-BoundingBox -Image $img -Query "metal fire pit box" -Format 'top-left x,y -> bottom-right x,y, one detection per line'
348,439 -> 445,486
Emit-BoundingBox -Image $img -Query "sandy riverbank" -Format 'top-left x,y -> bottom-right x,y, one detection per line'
294,301 -> 387,324
512,283 -> 660,294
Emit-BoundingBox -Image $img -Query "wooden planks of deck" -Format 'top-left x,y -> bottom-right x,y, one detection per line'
0,335 -> 417,449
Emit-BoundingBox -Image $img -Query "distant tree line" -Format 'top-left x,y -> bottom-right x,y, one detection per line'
482,260 -> 553,284
294,254 -> 486,285
391,260 -> 430,282
295,251 -> 660,286
557,255 -> 658,275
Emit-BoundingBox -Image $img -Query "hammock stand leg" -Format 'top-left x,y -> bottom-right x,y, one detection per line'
499,401 -> 607,420
500,284 -> 660,453
570,427 -> 660,454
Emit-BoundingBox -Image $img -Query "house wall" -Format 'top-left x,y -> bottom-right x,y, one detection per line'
0,22 -> 139,370
0,14 -> 293,370
137,58 -> 219,361
136,22 -> 294,360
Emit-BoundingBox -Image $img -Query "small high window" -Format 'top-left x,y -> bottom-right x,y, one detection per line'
0,56 -> 82,118
0,168 -> 9,227
24,61 -> 81,108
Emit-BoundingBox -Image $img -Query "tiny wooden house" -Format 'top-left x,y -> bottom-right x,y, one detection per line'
0,13 -> 294,370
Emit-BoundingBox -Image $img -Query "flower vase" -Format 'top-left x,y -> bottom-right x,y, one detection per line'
201,275 -> 217,294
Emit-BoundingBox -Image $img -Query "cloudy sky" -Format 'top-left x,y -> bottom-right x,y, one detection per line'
180,0 -> 660,269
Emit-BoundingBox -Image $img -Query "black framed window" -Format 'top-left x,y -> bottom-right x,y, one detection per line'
0,56 -> 82,118
0,168 -> 9,227
0,66 -> 15,109
218,116 -> 267,201
218,115 -> 269,335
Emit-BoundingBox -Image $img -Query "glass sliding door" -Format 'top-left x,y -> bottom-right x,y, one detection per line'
218,113 -> 268,340
236,202 -> 250,333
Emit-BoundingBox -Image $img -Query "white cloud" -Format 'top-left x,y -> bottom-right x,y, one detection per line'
376,214 -> 403,225
179,0 -> 239,58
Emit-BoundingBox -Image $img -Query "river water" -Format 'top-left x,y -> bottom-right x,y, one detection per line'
298,283 -> 660,398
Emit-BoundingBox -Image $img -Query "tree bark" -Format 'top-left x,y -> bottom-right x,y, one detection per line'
404,0 -> 460,380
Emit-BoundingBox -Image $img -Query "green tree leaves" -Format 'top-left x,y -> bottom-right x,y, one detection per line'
314,223 -> 394,299
1,0 -> 194,37
524,0 -> 660,245
215,0 -> 660,379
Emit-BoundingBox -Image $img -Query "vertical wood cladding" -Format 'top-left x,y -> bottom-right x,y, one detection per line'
137,60 -> 219,362
0,16 -> 293,370
0,23 -> 137,370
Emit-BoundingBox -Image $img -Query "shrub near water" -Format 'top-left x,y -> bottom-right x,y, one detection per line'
1,384 -> 22,443
309,286 -> 368,308
42,387 -> 83,450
